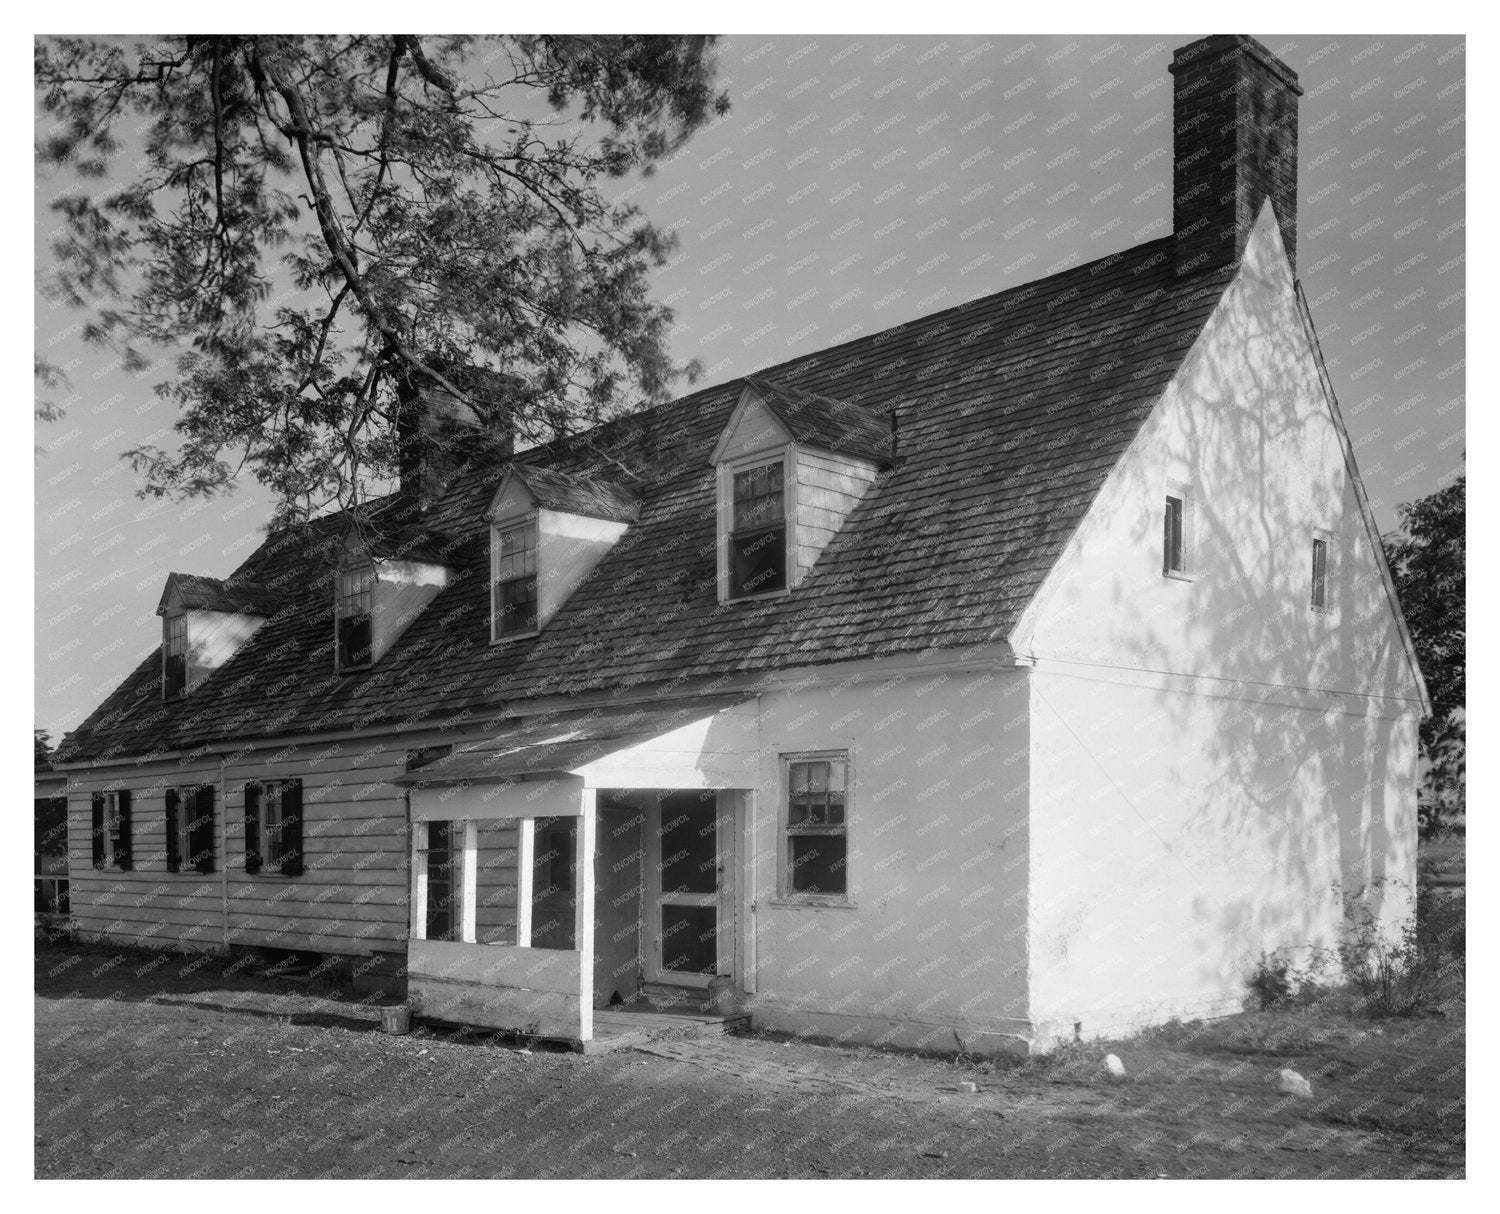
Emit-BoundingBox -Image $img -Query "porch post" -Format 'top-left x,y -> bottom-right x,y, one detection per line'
514,815 -> 534,947
410,816 -> 427,942
575,788 -> 597,1042
461,819 -> 478,944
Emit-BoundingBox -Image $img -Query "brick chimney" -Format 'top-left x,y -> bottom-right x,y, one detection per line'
1170,35 -> 1302,275
395,360 -> 516,509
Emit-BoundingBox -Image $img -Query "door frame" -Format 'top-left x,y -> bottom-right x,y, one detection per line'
641,790 -> 736,989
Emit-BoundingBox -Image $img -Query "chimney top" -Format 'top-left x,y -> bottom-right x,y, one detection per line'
395,359 -> 516,510
1170,35 -> 1303,95
1169,34 -> 1303,275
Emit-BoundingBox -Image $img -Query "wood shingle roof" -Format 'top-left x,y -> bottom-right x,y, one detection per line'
60,237 -> 1233,764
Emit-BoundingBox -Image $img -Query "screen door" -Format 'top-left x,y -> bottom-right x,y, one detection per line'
647,791 -> 733,987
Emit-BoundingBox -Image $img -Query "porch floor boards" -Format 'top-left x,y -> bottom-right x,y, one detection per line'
581,1006 -> 750,1055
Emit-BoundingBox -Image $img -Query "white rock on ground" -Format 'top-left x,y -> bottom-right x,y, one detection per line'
1104,1054 -> 1126,1078
1278,1068 -> 1313,1098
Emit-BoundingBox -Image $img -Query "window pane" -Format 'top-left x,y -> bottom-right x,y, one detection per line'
789,833 -> 847,897
164,652 -> 187,698
265,784 -> 284,865
661,905 -> 718,975
1311,538 -> 1328,608
497,575 -> 538,636
660,798 -> 717,895
544,827 -> 574,895
730,524 -> 786,598
337,568 -> 373,614
425,820 -> 460,942
826,761 -> 846,824
1163,496 -> 1184,573
529,818 -> 576,950
733,462 -> 784,531
338,613 -> 372,667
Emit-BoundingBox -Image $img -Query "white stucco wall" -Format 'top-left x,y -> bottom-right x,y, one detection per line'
743,664 -> 1033,1054
1011,206 -> 1423,1043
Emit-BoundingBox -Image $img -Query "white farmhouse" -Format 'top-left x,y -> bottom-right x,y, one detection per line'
57,35 -> 1426,1054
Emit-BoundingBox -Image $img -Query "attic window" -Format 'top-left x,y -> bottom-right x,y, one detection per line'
1311,532 -> 1334,612
1163,495 -> 1185,574
163,614 -> 188,699
492,518 -> 539,640
1162,485 -> 1193,579
729,458 -> 788,599
336,567 -> 374,670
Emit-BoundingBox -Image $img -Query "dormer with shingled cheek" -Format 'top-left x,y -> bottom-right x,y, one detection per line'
156,572 -> 280,699
333,524 -> 458,673
486,463 -> 641,643
710,376 -> 893,603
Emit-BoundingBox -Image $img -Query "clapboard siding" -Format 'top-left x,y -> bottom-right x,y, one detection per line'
63,732 -> 443,957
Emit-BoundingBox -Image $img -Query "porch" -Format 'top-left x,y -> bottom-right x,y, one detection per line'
389,697 -> 760,1050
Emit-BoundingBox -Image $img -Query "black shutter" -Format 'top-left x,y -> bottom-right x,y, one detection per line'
91,793 -> 105,870
165,789 -> 180,872
244,783 -> 261,875
116,790 -> 132,871
279,780 -> 304,877
190,786 -> 216,874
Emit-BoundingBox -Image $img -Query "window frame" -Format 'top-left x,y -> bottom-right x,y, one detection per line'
90,790 -> 132,872
489,514 -> 541,643
244,778 -> 305,878
719,449 -> 794,603
334,563 -> 376,671
1310,528 -> 1335,614
163,612 -> 189,700
776,749 -> 854,908
1161,481 -> 1193,581
165,784 -> 216,875
418,818 -> 464,942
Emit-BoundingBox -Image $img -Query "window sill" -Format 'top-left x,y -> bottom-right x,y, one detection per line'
722,588 -> 792,605
1161,570 -> 1194,583
766,897 -> 856,911
489,629 -> 540,646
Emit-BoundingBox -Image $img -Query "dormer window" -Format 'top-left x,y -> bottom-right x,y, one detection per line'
729,458 -> 788,599
163,614 -> 188,699
485,464 -> 639,644
336,566 -> 374,670
156,572 -> 278,700
492,518 -> 540,640
710,377 -> 891,605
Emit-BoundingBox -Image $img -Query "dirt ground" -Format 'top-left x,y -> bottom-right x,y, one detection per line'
34,942 -> 1464,1179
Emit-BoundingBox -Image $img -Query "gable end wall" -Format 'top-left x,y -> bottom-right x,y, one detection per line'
1013,208 -> 1421,1042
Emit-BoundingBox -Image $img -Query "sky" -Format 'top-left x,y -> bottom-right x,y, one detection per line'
32,31 -> 1465,741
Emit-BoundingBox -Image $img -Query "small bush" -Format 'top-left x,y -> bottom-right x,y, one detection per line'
1337,884 -> 1455,1018
1246,952 -> 1317,1011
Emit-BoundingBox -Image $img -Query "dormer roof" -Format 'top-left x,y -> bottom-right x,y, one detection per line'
487,463 -> 642,524
710,375 -> 894,466
156,572 -> 280,618
337,521 -> 460,568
